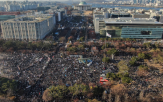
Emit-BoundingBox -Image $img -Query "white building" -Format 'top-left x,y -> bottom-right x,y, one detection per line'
74,1 -> 91,11
1,15 -> 55,40
5,1 -> 37,11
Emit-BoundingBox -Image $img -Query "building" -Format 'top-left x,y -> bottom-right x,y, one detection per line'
5,1 -> 37,11
100,17 -> 163,39
84,10 -> 93,16
94,17 -> 105,34
71,10 -> 81,16
131,13 -> 150,18
74,1 -> 91,11
110,12 -> 131,18
1,15 -> 55,40
57,12 -> 61,21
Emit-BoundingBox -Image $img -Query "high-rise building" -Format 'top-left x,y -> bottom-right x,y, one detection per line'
1,15 -> 55,40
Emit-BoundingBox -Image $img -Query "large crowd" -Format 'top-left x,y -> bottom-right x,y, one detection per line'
0,52 -> 121,101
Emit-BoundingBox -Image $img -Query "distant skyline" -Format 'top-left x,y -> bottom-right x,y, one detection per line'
0,0 -> 80,1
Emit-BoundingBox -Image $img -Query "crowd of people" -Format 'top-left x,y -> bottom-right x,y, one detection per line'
0,52 -> 120,101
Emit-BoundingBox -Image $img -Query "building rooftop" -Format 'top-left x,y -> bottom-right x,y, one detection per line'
79,1 -> 87,5
4,15 -> 52,22
105,17 -> 163,24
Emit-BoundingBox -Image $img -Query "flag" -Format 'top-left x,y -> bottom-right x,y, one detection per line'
106,32 -> 111,38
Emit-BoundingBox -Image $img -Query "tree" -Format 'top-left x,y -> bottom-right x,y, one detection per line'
36,41 -> 43,49
102,57 -> 110,63
27,42 -> 36,51
106,73 -> 117,80
117,60 -> 129,74
68,84 -> 89,97
154,42 -> 160,48
79,37 -> 84,42
138,53 -> 146,59
129,56 -> 138,66
59,37 -> 66,43
92,86 -> 104,97
137,65 -> 149,77
143,42 -> 151,49
42,89 -> 53,102
121,77 -> 132,84
138,53 -> 151,60
107,48 -> 117,59
111,84 -> 127,95
67,46 -> 77,52
49,85 -> 67,99
78,44 -> 84,50
0,78 -> 17,94
3,40 -> 16,49
138,65 -> 148,71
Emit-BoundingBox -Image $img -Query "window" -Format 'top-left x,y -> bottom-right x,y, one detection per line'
141,31 -> 151,35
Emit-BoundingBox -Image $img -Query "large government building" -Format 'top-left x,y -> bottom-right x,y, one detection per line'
74,1 -> 91,11
1,14 -> 56,40
95,17 -> 163,39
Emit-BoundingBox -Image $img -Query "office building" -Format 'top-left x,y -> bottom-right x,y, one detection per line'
1,15 -> 55,40
100,17 -> 163,39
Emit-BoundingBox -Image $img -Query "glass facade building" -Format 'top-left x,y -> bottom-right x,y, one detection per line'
100,18 -> 163,39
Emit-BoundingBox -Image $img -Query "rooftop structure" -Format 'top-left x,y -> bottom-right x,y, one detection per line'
104,17 -> 161,24
74,1 -> 91,11
79,1 -> 87,5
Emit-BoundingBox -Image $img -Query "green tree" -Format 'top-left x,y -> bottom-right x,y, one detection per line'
121,77 -> 132,84
36,41 -> 43,49
3,40 -> 16,48
68,84 -> 89,96
78,44 -> 84,50
49,85 -> 67,99
154,42 -> 159,48
117,60 -> 129,74
107,48 -> 117,59
129,56 -> 138,66
79,37 -> 84,42
138,53 -> 146,59
106,73 -> 117,80
138,65 -> 148,71
102,57 -> 110,63
0,78 -> 17,94
138,53 -> 151,60
143,42 -> 151,49
27,42 -> 36,50
67,47 -> 77,52
43,43 -> 52,50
